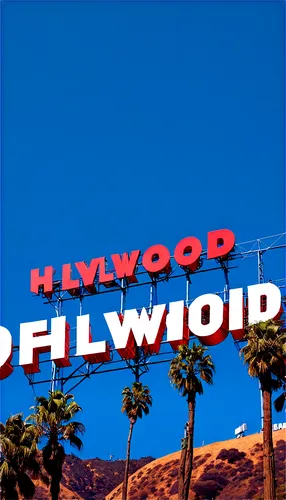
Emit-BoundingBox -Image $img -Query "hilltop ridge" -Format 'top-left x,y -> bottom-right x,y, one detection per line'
32,429 -> 285,499
107,429 -> 285,500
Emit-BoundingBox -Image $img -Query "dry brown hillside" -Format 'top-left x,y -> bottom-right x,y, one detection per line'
32,455 -> 154,500
106,429 -> 286,500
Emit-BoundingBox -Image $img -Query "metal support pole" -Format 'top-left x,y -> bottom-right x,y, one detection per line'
186,273 -> 191,306
223,261 -> 230,303
120,278 -> 127,314
257,239 -> 265,284
257,239 -> 264,431
120,278 -> 141,381
149,279 -> 158,311
79,289 -> 83,316
79,287 -> 90,378
58,299 -> 64,393
51,298 -> 63,393
134,351 -> 140,383
51,364 -> 57,393
51,299 -> 59,393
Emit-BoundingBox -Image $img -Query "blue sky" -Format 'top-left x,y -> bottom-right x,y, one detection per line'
1,0 -> 285,461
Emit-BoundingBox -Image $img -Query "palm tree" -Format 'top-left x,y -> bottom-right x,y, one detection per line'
241,319 -> 285,500
121,382 -> 152,500
169,343 -> 215,500
27,390 -> 85,500
0,413 -> 46,499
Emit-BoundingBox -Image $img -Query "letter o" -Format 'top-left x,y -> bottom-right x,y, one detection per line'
174,237 -> 202,271
142,244 -> 171,275
188,294 -> 228,346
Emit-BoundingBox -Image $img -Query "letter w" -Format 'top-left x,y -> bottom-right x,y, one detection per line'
104,304 -> 166,359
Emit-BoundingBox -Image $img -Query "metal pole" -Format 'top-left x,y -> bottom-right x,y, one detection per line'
120,278 -> 140,381
79,289 -> 83,316
149,278 -> 158,311
134,352 -> 140,383
79,286 -> 90,378
58,298 -> 64,393
223,261 -> 230,303
49,298 -> 64,393
120,278 -> 126,314
186,273 -> 190,306
257,239 -> 264,431
257,239 -> 265,283
51,298 -> 59,393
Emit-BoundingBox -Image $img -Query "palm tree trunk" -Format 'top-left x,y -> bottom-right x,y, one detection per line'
178,438 -> 187,500
183,394 -> 196,500
50,470 -> 62,500
262,387 -> 276,500
121,420 -> 134,500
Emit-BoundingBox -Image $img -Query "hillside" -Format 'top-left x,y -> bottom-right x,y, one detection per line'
30,429 -> 285,499
106,429 -> 286,500
32,456 -> 154,499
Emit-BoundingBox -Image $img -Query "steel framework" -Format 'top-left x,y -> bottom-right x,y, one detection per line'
12,232 -> 286,407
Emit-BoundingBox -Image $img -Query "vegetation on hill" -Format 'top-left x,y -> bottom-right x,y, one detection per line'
106,430 -> 286,500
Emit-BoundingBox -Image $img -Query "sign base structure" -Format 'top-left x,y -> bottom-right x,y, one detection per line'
10,232 -> 286,395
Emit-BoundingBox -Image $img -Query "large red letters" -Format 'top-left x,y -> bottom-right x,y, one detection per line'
30,229 -> 236,294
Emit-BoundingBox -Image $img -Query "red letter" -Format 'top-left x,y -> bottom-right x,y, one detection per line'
228,288 -> 246,341
142,245 -> 171,277
207,229 -> 235,260
62,264 -> 80,296
174,237 -> 202,272
98,258 -> 115,285
0,326 -> 13,380
75,259 -> 100,293
76,258 -> 114,291
30,266 -> 54,297
111,251 -> 140,284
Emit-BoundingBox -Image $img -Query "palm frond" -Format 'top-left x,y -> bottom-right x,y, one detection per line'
274,391 -> 286,413
169,343 -> 215,400
241,320 -> 285,389
121,382 -> 152,421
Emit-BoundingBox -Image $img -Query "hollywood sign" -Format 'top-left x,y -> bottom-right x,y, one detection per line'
273,423 -> 286,431
0,229 -> 283,381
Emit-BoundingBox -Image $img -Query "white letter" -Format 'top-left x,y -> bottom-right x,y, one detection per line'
104,304 -> 166,358
248,283 -> 281,325
166,301 -> 189,348
229,288 -> 244,331
188,293 -> 228,346
0,326 -> 13,380
76,314 -> 110,363
19,317 -> 70,374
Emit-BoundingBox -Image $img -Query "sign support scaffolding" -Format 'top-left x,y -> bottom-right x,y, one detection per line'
18,233 -> 285,411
